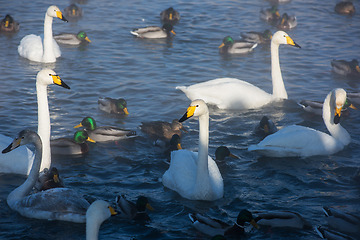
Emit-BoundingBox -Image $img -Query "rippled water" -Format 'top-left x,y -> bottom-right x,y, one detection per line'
1,0 -> 360,239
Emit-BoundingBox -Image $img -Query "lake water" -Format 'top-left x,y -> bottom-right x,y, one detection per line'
0,0 -> 359,239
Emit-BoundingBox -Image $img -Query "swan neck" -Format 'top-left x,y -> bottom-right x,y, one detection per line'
271,41 -> 287,99
86,218 -> 101,240
197,113 -> 209,179
36,82 -> 51,172
42,13 -> 55,62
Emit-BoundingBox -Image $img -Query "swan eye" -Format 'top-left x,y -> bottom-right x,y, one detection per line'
49,74 -> 52,76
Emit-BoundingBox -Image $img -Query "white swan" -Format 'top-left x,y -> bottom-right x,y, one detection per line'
176,31 -> 301,110
2,129 -> 90,223
18,5 -> 68,63
162,99 -> 223,201
86,200 -> 117,240
248,88 -> 351,157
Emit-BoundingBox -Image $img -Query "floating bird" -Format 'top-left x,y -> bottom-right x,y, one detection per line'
214,146 -> 239,161
218,36 -> 258,54
176,31 -> 300,110
160,7 -> 180,24
277,13 -> 297,30
335,2 -> 355,15
260,6 -> 281,21
18,5 -> 68,63
331,59 -> 360,78
162,100 -> 224,201
255,210 -> 312,229
253,116 -> 278,136
322,207 -> 360,233
249,88 -> 352,157
54,31 -> 91,45
50,130 -> 95,156
74,117 -> 137,142
140,119 -> 187,141
189,209 -> 259,237
115,195 -> 154,221
130,23 -> 176,38
37,167 -> 65,191
240,30 -> 272,44
155,134 -> 182,157
98,97 -> 129,115
298,98 -> 356,116
316,226 -> 356,240
64,3 -> 83,18
0,14 -> 19,32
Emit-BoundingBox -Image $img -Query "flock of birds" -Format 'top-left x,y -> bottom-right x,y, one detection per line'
1,1 -> 360,240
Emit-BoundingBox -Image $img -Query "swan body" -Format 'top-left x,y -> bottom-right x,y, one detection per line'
160,7 -> 180,24
2,129 -> 90,223
253,116 -> 278,136
98,97 -> 129,115
18,5 -> 68,63
254,210 -> 312,229
219,36 -> 258,54
322,207 -> 360,233
115,195 -> 154,221
260,6 -> 281,21
140,119 -> 187,140
176,31 -> 300,110
0,14 -> 19,32
277,13 -> 297,30
50,130 -> 95,156
131,23 -> 176,38
54,31 -> 91,45
249,88 -> 352,157
335,2 -> 355,15
189,209 -> 259,237
162,100 -> 223,201
86,200 -> 117,240
240,29 -> 272,44
316,226 -> 355,240
331,59 -> 360,78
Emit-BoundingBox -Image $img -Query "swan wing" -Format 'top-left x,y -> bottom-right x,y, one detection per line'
18,34 -> 44,62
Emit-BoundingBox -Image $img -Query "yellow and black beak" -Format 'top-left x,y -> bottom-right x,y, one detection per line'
179,105 -> 196,122
2,137 -> 22,154
51,74 -> 70,89
56,10 -> 68,22
334,105 -> 343,124
285,36 -> 301,48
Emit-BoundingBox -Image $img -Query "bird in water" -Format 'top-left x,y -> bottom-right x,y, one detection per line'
0,14 -> 19,32
160,7 -> 180,24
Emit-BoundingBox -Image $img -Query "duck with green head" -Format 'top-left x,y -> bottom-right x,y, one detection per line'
215,146 -> 239,161
50,130 -> 95,156
331,59 -> 360,78
115,195 -> 154,221
219,36 -> 258,54
240,29 -> 272,44
160,7 -> 180,24
260,6 -> 281,21
98,97 -> 129,115
276,13 -> 297,30
54,31 -> 91,45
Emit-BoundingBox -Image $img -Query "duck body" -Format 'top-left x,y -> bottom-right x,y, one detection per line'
249,88 -> 351,157
176,31 -> 300,110
98,97 -> 129,115
277,13 -> 297,30
322,207 -> 360,233
64,4 -> 83,18
36,167 -> 65,191
240,30 -> 272,44
160,7 -> 180,24
299,99 -> 355,116
219,36 -> 258,54
335,2 -> 355,15
140,119 -> 187,141
130,23 -> 175,38
18,5 -> 68,63
316,226 -> 356,240
155,134 -> 182,157
0,14 -> 19,32
50,130 -> 95,156
255,210 -> 312,229
331,59 -> 360,78
54,31 -> 91,45
115,195 -> 154,221
260,6 -> 281,21
253,116 -> 278,136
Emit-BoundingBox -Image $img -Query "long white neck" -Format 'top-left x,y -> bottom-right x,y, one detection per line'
7,133 -> 42,207
323,91 -> 351,145
86,217 -> 101,240
36,82 -> 51,172
42,13 -> 55,63
271,41 -> 288,99
196,112 -> 210,185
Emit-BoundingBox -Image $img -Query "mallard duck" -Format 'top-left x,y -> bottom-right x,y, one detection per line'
240,29 -> 272,44
2,129 -> 90,223
86,200 -> 117,240
160,7 -> 180,24
115,195 -> 154,221
322,207 -> 360,233
219,36 -> 258,54
316,226 -> 356,240
64,3 -> 83,18
18,5 -> 67,63
130,23 -> 176,38
298,98 -> 356,116
260,6 -> 281,21
254,210 -> 312,229
331,59 -> 360,78
277,13 -> 297,30
140,119 -> 187,141
189,209 -> 259,237
53,31 -> 91,45
74,117 -> 137,142
176,31 -> 300,110
155,134 -> 182,157
37,167 -> 65,191
253,116 -> 278,136
335,2 -> 355,15
98,97 -> 129,115
0,14 -> 19,32
215,146 -> 239,161
50,130 -> 95,156
249,89 -> 352,157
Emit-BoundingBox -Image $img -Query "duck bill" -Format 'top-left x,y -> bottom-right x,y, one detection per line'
74,123 -> 83,128
229,153 -> 239,159
109,206 -> 117,216
276,11 -> 281,18
169,13 -> 173,20
5,20 -> 10,28
250,219 -> 260,229
218,42 -> 225,48
179,106 -> 196,122
51,75 -> 70,89
285,36 -> 301,48
56,11 -> 68,22
334,106 -> 342,124
2,138 -> 21,153
53,174 -> 60,183
146,203 -> 155,211
123,107 -> 129,115
86,137 -> 96,143
264,124 -> 269,134
177,143 -> 182,150
171,30 -> 176,35
349,103 -> 357,110
356,66 -> 360,73
85,36 -> 91,43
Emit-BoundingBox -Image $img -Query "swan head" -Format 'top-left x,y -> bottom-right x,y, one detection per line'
47,5 -> 68,22
179,99 -> 209,122
272,31 -> 301,48
333,88 -> 348,124
86,200 -> 117,226
2,129 -> 40,154
36,69 -> 70,89
74,117 -> 97,130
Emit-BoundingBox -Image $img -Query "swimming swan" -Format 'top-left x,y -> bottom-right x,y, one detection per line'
176,31 -> 300,110
2,129 -> 90,223
162,99 -> 223,201
18,5 -> 68,63
248,88 -> 352,157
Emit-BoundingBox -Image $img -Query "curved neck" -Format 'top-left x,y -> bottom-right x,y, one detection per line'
271,41 -> 287,99
7,134 -> 42,206
323,91 -> 351,145
36,82 -> 51,172
42,13 -> 55,63
196,112 -> 209,183
86,218 -> 101,240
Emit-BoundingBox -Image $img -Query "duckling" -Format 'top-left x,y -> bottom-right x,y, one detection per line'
74,117 -> 137,142
155,134 -> 182,157
50,130 -> 95,156
331,59 -> 360,78
335,2 -> 355,15
160,7 -> 180,24
240,29 -> 272,44
53,31 -> 91,45
260,6 -> 281,21
0,14 -> 19,32
219,36 -> 258,54
130,23 -> 176,39
98,97 -> 129,115
254,210 -> 312,229
140,119 -> 187,141
215,146 -> 239,161
316,226 -> 356,240
115,195 -> 154,221
322,207 -> 360,233
64,3 -> 83,18
189,209 -> 259,237
253,116 -> 278,136
298,98 -> 356,116
277,13 -> 297,30
37,167 -> 65,191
